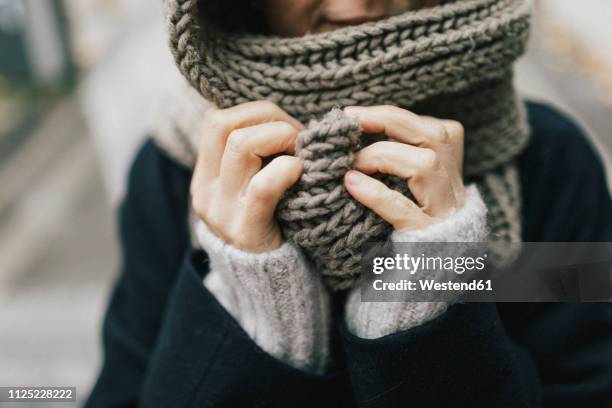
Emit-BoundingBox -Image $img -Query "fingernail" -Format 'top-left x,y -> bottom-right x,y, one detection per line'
345,170 -> 363,186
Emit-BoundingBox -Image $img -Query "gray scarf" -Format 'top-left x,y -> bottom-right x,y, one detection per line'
156,0 -> 532,290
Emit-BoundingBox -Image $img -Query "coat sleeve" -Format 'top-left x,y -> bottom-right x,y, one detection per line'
340,302 -> 544,408
138,248 -> 347,408
84,141 -> 193,407
339,104 -> 612,408
85,140 -> 347,408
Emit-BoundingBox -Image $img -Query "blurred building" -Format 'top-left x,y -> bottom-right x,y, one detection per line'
0,1 -> 179,399
0,0 -> 74,85
517,0 -> 612,179
63,0 -> 179,203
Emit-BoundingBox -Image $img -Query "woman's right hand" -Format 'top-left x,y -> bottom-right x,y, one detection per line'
191,101 -> 304,253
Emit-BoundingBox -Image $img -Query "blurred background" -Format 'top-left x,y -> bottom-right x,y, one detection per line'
0,0 -> 611,405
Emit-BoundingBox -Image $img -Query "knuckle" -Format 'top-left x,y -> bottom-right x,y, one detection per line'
429,123 -> 449,144
202,108 -> 226,131
370,140 -> 390,152
445,120 -> 464,137
356,143 -> 375,161
268,121 -> 297,143
389,191 -> 411,212
226,129 -> 248,154
376,105 -> 407,117
258,100 -> 283,115
447,121 -> 465,144
274,120 -> 296,135
361,141 -> 387,163
248,178 -> 276,201
421,149 -> 441,172
372,182 -> 391,207
274,154 -> 299,169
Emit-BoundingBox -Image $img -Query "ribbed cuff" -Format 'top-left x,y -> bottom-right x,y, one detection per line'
345,184 -> 488,339
195,220 -> 331,373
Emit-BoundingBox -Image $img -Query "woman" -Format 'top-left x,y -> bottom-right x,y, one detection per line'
86,0 -> 612,406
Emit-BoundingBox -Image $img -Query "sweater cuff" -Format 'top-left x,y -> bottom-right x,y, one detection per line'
195,220 -> 331,374
345,184 -> 488,339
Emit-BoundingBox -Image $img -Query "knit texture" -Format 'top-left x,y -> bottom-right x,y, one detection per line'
275,109 -> 414,289
196,219 -> 331,373
345,184 -> 488,339
157,0 -> 532,289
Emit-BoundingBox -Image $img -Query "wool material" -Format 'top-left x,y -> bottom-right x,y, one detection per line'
196,219 -> 331,373
157,0 -> 533,290
345,184 -> 489,339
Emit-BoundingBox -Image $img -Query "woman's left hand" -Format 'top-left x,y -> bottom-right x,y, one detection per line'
343,105 -> 466,232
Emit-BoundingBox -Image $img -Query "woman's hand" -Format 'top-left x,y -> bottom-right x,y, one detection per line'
343,105 -> 466,231
191,101 -> 304,252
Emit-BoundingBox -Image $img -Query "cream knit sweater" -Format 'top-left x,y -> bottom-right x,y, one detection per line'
195,184 -> 488,373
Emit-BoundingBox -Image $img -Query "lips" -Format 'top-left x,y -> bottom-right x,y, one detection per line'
317,12 -> 389,33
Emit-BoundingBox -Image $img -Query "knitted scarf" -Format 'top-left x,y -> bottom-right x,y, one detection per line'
156,0 -> 532,290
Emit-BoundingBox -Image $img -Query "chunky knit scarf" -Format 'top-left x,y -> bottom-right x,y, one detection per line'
156,0 -> 532,290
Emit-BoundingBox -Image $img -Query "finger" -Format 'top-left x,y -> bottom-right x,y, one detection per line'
220,121 -> 299,195
353,141 -> 441,179
197,101 -> 303,182
245,155 -> 303,223
345,105 -> 464,207
353,141 -> 443,207
344,105 -> 451,148
344,170 -> 431,231
353,140 -> 461,216
344,106 -> 466,217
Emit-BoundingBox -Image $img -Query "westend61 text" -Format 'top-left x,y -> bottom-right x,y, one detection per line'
372,279 -> 493,292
